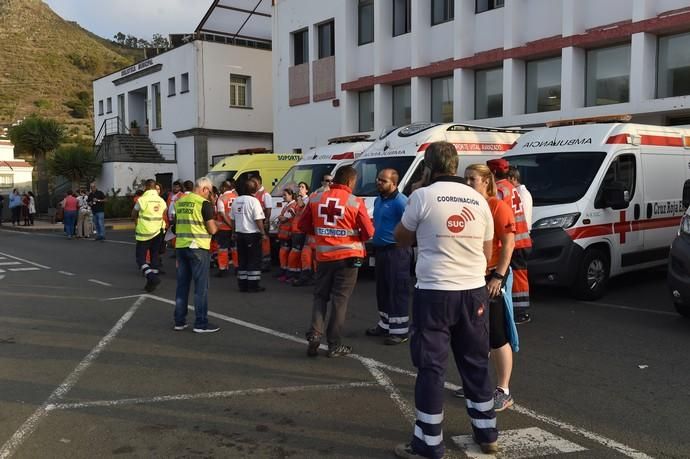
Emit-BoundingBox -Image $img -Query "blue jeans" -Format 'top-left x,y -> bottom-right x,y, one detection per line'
63,210 -> 77,237
93,212 -> 105,239
174,248 -> 210,329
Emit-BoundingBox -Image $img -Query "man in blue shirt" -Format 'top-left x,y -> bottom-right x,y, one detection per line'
366,168 -> 413,345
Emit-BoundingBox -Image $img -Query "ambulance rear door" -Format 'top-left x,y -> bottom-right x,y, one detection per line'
638,148 -> 689,265
588,149 -> 644,275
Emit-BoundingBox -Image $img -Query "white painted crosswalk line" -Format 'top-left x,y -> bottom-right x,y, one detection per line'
8,267 -> 40,272
0,262 -> 21,266
453,427 -> 587,458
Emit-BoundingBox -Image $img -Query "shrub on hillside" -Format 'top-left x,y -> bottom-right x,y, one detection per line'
67,52 -> 103,73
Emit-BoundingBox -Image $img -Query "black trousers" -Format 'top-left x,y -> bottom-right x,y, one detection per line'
309,259 -> 359,346
374,245 -> 413,336
237,232 -> 262,290
135,233 -> 161,281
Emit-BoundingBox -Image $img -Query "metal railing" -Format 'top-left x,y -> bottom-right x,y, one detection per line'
153,143 -> 177,162
95,116 -> 128,147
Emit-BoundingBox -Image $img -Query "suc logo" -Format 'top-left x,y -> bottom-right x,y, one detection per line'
446,207 -> 475,234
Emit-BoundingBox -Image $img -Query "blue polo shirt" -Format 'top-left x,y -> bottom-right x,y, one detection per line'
372,190 -> 407,246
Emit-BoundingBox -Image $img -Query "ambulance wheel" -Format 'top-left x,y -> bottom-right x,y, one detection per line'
572,247 -> 609,300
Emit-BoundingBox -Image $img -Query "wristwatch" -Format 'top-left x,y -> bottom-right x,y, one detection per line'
491,271 -> 505,281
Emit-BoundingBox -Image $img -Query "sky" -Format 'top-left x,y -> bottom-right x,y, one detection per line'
43,0 -> 211,41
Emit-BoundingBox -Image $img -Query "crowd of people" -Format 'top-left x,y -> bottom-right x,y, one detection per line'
57,183 -> 107,240
0,189 -> 36,226
130,142 -> 534,457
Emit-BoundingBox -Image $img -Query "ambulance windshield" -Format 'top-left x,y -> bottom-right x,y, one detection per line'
271,163 -> 336,197
508,152 -> 606,205
207,170 -> 237,189
352,156 -> 415,196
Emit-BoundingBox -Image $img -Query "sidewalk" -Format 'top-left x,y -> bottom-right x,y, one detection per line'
0,218 -> 134,232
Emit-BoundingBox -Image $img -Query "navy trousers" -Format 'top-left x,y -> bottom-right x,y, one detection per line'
135,233 -> 161,281
374,245 -> 412,335
409,287 -> 497,459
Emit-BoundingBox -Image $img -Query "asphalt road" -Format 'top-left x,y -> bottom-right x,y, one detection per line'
0,228 -> 689,458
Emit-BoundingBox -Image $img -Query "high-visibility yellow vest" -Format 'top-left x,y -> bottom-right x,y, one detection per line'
135,190 -> 166,241
175,192 -> 212,250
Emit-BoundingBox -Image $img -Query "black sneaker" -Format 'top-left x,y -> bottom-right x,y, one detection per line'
215,270 -> 229,278
384,335 -> 408,345
306,335 -> 320,357
394,443 -> 425,458
193,323 -> 220,333
144,277 -> 161,293
326,344 -> 352,358
365,326 -> 388,337
454,387 -> 465,398
515,312 -> 531,325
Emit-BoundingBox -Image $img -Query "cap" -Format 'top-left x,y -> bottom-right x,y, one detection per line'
486,158 -> 509,174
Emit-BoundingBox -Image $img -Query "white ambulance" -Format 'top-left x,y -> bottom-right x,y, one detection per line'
504,116 -> 690,300
345,122 -> 526,215
268,134 -> 373,235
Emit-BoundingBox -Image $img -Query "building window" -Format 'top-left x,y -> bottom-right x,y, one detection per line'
230,75 -> 251,107
475,67 -> 503,119
318,21 -> 335,59
586,44 -> 630,106
0,174 -> 13,188
168,77 -> 176,96
98,100 -> 103,115
293,29 -> 309,65
393,0 -> 411,37
359,90 -> 374,132
106,97 -> 112,114
658,32 -> 690,98
358,0 -> 374,45
526,56 -> 561,113
431,76 -> 454,123
152,83 -> 162,129
432,0 -> 454,25
476,0 -> 504,13
392,83 -> 411,126
181,73 -> 189,93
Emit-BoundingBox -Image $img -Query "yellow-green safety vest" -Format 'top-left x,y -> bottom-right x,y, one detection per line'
135,190 -> 166,241
175,192 -> 212,250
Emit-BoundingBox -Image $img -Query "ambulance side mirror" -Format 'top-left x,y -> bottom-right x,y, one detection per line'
682,180 -> 690,209
603,182 -> 628,210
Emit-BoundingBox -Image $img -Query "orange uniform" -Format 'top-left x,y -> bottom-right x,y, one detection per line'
487,196 -> 516,270
215,190 -> 238,271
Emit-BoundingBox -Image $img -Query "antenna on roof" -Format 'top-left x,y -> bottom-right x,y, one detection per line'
546,114 -> 632,128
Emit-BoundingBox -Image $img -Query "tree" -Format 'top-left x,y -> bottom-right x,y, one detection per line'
113,32 -> 126,45
48,145 -> 102,192
8,115 -> 65,213
151,33 -> 170,49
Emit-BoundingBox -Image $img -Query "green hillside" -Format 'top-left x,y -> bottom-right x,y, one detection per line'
0,0 -> 144,139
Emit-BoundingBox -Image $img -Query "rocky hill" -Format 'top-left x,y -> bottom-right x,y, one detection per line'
0,0 -> 144,139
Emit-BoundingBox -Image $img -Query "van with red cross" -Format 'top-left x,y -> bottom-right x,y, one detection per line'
268,134 -> 374,237
504,115 -> 690,300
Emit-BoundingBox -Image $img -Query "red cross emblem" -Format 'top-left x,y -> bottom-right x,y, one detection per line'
318,198 -> 345,226
613,210 -> 631,244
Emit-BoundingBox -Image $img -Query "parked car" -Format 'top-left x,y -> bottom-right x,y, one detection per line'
667,182 -> 690,318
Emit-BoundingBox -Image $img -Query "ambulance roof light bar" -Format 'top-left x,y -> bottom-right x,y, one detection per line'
236,147 -> 269,155
327,134 -> 372,144
446,124 -> 527,134
546,114 -> 632,128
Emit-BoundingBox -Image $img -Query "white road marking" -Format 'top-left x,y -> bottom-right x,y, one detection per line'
48,382 -> 377,410
8,268 -> 39,272
579,300 -> 677,317
0,269 -> 4,274
0,262 -> 20,267
353,355 -> 414,423
104,294 -> 150,301
58,271 -> 75,276
0,296 -> 146,459
139,294 -> 652,459
453,427 -> 587,458
0,251 -> 50,269
510,405 -> 653,459
88,279 -> 112,287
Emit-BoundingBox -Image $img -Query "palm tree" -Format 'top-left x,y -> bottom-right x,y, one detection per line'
48,145 -> 102,192
8,115 -> 65,213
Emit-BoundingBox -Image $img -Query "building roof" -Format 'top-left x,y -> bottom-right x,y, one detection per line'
195,0 -> 272,44
0,160 -> 32,169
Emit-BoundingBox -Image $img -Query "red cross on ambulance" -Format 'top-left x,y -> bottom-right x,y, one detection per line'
318,198 -> 345,226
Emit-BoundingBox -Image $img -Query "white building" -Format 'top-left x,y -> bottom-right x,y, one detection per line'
0,139 -> 33,192
93,0 -> 273,193
273,0 -> 690,153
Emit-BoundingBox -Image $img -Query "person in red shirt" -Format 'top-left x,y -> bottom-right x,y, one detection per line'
487,158 -> 533,325
61,191 -> 79,239
299,166 -> 374,358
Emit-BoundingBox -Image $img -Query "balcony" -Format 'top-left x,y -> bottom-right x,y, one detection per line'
289,63 -> 310,106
